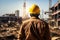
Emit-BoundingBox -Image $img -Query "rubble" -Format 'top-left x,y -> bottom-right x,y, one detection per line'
0,22 -> 21,40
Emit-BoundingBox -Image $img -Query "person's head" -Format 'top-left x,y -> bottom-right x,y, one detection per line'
29,4 -> 40,17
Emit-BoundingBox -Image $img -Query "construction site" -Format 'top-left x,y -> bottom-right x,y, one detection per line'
0,0 -> 60,40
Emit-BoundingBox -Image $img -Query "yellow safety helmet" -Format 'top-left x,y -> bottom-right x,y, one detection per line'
29,4 -> 40,14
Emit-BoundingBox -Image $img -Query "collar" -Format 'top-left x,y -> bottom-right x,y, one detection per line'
30,17 -> 39,19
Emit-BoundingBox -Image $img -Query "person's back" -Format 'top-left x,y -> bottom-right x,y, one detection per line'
19,17 -> 51,40
19,4 -> 51,40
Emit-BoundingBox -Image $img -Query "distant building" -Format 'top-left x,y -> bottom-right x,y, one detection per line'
0,16 -> 17,23
50,2 -> 60,28
3,14 -> 15,17
15,10 -> 19,18
0,10 -> 23,24
0,13 -> 22,23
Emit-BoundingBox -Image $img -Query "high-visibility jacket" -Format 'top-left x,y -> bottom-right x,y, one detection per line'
19,17 -> 51,40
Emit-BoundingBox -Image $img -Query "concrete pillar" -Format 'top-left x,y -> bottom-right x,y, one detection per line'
15,10 -> 19,18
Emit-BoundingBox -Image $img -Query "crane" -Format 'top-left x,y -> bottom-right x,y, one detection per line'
23,0 -> 26,18
44,0 -> 52,23
45,0 -> 52,14
22,0 -> 29,19
49,0 -> 52,11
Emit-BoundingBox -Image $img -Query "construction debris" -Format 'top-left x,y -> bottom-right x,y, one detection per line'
0,22 -> 21,40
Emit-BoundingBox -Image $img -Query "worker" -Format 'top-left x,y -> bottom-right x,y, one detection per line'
19,4 -> 51,40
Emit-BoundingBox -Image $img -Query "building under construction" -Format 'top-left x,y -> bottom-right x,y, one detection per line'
50,2 -> 60,29
0,10 -> 22,24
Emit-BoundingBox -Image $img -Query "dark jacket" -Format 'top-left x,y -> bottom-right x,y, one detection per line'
19,17 -> 51,40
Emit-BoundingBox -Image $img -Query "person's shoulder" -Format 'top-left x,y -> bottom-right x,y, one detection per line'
22,19 -> 31,24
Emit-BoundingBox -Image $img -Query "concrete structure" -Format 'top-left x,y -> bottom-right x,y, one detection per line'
0,16 -> 17,23
0,13 -> 22,23
3,14 -> 15,17
15,10 -> 19,18
50,2 -> 60,28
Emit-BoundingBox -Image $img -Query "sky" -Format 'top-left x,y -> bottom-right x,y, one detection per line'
0,0 -> 58,18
